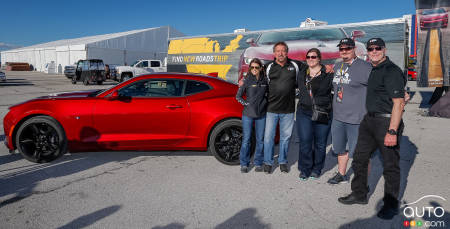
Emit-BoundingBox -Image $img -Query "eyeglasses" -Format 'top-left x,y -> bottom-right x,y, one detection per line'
367,46 -> 383,52
250,66 -> 261,70
339,47 -> 354,52
306,56 -> 318,59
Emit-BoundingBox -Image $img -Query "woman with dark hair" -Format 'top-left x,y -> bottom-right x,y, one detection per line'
236,58 -> 268,173
296,48 -> 333,180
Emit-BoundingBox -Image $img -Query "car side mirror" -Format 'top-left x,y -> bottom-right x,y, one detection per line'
108,91 -> 119,100
351,30 -> 365,39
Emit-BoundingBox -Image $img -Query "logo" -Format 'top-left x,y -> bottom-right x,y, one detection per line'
402,195 -> 447,228
288,67 -> 295,71
369,39 -> 377,43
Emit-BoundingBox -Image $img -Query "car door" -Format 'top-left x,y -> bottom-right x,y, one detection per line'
92,78 -> 189,149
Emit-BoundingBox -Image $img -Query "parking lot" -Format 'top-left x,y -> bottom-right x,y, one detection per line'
0,71 -> 449,229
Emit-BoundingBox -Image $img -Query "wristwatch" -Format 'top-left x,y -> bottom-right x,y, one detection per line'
387,129 -> 397,135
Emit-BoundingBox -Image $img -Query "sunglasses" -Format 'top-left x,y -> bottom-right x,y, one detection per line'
250,66 -> 261,70
339,47 -> 354,52
306,56 -> 318,59
367,46 -> 383,52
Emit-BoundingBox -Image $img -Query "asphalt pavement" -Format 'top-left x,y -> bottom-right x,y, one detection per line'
0,71 -> 449,229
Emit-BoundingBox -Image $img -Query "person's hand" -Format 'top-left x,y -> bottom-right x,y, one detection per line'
238,78 -> 244,87
404,92 -> 410,104
384,133 -> 397,147
325,65 -> 334,73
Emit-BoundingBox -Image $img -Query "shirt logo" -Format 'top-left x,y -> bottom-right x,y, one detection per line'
288,67 -> 295,71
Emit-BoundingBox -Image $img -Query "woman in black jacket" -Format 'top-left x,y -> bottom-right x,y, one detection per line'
236,58 -> 268,173
296,48 -> 333,180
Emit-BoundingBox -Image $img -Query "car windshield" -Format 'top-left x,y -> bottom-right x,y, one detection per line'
130,61 -> 139,66
89,61 -> 105,70
257,28 -> 346,45
422,8 -> 446,15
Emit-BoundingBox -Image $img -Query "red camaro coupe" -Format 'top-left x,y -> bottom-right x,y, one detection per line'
3,73 -> 248,165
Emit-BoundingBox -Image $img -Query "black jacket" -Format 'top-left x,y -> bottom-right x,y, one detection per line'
236,73 -> 268,118
297,65 -> 333,113
266,59 -> 305,113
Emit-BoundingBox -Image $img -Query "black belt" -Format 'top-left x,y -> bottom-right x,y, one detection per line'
367,112 -> 391,118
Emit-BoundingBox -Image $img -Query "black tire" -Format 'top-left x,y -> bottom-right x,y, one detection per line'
83,75 -> 89,85
208,119 -> 255,165
120,73 -> 132,82
15,116 -> 67,163
97,80 -> 103,85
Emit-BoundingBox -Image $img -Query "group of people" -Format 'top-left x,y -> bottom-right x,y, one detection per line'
236,37 -> 407,220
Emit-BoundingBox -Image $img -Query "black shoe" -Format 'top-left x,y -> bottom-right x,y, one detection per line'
240,166 -> 248,173
309,172 -> 320,180
377,205 -> 399,220
327,172 -> 348,184
299,173 -> 308,181
338,193 -> 368,205
263,164 -> 272,174
280,164 -> 289,173
255,166 -> 263,172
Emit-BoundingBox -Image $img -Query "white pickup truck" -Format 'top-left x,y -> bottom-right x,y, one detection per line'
115,60 -> 166,82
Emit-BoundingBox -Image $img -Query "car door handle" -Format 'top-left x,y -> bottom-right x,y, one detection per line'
166,104 -> 183,109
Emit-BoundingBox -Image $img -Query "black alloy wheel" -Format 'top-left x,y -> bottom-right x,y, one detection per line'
209,119 -> 255,165
15,116 -> 67,163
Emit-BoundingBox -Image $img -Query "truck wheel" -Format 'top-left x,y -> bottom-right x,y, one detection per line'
120,73 -> 132,82
97,81 -> 103,85
83,76 -> 89,85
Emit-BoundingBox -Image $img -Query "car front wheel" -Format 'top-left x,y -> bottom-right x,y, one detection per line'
209,119 -> 254,165
15,116 -> 67,163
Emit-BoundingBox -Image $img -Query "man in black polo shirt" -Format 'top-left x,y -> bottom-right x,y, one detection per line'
263,41 -> 304,174
338,38 -> 406,220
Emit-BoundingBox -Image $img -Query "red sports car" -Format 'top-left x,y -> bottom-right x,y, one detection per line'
238,27 -> 367,79
3,73 -> 248,165
420,8 -> 448,30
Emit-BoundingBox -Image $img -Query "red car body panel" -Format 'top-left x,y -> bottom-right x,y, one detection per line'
420,8 -> 448,29
3,73 -> 243,153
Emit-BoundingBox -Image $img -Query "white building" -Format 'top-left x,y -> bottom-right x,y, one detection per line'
0,26 -> 184,73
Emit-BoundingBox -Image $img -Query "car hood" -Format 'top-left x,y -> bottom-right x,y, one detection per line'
44,90 -> 101,98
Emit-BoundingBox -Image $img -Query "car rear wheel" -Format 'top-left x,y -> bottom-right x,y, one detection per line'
209,119 -> 254,165
83,75 -> 90,85
15,116 -> 67,163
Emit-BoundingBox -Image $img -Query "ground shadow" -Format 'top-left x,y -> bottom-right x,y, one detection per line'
57,205 -> 121,229
0,78 -> 34,86
215,208 -> 270,229
152,223 -> 185,229
0,148 -> 212,209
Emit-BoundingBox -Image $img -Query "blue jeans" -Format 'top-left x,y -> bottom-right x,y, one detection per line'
296,108 -> 331,176
263,112 -> 294,165
240,115 -> 266,167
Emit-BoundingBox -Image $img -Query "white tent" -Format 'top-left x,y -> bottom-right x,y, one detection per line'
0,26 -> 184,73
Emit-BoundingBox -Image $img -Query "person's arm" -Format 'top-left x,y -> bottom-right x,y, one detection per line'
236,79 -> 248,106
384,98 -> 404,146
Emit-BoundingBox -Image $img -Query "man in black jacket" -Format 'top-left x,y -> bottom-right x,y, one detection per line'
263,41 -> 305,174
338,38 -> 406,220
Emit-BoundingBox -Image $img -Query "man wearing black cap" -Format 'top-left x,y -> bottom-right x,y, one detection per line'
338,38 -> 406,220
327,38 -> 372,185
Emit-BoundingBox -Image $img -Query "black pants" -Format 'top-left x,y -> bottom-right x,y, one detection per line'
351,114 -> 404,200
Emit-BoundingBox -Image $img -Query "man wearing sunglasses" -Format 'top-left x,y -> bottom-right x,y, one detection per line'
338,38 -> 406,220
328,38 -> 372,185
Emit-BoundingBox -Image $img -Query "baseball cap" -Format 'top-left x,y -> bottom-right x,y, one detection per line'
366,38 -> 385,47
337,38 -> 355,47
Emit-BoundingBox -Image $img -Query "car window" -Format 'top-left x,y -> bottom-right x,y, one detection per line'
150,61 -> 160,67
185,80 -> 211,95
118,79 -> 184,97
141,61 -> 149,67
82,61 -> 89,71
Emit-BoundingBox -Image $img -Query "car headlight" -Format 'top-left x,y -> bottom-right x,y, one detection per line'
244,57 -> 253,65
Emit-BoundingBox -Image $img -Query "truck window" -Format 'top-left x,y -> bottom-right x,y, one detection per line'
150,61 -> 160,67
142,61 -> 148,67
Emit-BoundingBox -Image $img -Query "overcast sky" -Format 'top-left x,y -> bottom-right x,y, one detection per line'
0,0 -> 416,47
